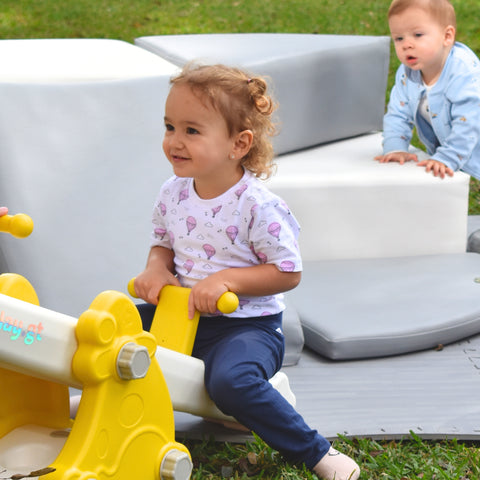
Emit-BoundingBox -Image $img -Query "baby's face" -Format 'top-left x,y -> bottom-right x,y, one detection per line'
389,7 -> 454,84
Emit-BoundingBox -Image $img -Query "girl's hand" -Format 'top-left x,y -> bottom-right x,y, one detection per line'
186,265 -> 301,319
0,207 -> 8,217
133,246 -> 180,304
188,273 -> 229,319
134,268 -> 181,305
375,151 -> 418,164
417,159 -> 454,179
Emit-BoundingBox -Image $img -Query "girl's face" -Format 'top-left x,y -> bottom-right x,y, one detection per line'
163,84 -> 244,199
389,7 -> 455,85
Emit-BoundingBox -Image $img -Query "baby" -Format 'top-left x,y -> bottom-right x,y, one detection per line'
376,0 -> 480,180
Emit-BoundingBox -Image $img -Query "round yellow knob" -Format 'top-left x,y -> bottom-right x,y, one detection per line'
217,291 -> 239,314
127,277 -> 138,298
0,214 -> 34,238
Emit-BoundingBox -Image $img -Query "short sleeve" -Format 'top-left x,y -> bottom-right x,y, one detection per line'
248,197 -> 302,273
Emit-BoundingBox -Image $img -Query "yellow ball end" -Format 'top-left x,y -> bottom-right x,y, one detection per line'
10,214 -> 34,238
127,278 -> 138,298
217,291 -> 239,314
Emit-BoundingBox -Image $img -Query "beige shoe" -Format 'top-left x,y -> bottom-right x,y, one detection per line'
313,446 -> 360,480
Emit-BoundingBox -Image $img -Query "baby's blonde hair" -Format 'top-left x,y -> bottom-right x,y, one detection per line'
170,63 -> 277,179
388,0 -> 456,29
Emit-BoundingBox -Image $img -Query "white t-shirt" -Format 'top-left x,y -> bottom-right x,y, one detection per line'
418,82 -> 435,125
150,169 -> 302,317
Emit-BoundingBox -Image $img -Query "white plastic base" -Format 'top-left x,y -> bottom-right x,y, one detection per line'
0,425 -> 68,478
155,346 -> 296,424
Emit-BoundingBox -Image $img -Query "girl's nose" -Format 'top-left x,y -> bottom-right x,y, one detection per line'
168,131 -> 183,148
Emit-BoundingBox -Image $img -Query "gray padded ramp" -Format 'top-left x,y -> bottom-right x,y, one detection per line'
174,333 -> 480,442
291,253 -> 480,360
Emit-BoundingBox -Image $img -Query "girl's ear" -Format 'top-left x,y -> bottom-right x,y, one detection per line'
444,25 -> 455,46
232,130 -> 253,159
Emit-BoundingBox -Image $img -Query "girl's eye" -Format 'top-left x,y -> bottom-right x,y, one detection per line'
186,127 -> 199,134
414,33 -> 424,38
165,123 -> 174,131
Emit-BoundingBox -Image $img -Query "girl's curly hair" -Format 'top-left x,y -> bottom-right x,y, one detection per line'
170,63 -> 278,179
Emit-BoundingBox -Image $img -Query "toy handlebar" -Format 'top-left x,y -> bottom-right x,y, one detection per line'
128,277 -> 239,314
0,214 -> 34,238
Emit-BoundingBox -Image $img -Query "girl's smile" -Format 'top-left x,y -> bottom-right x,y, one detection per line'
162,84 -> 244,199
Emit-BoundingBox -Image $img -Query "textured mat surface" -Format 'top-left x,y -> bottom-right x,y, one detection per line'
174,331 -> 480,442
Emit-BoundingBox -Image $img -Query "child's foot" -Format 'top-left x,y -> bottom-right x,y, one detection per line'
313,447 -> 360,480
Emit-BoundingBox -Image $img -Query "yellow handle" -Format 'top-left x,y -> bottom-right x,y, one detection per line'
0,214 -> 34,238
127,277 -> 137,298
128,277 -> 239,314
216,291 -> 239,314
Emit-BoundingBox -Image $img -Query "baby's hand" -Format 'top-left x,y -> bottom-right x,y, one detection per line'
417,159 -> 454,179
375,151 -> 418,164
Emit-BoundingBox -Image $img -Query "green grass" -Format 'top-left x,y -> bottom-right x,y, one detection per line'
2,0 -> 480,477
182,432 -> 480,479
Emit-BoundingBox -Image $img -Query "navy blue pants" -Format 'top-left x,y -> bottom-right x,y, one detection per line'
137,304 -> 330,468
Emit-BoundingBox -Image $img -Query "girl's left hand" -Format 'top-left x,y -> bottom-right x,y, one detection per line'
188,273 -> 229,319
417,159 -> 454,179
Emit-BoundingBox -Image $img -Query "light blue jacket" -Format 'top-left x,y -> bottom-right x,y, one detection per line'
383,42 -> 480,179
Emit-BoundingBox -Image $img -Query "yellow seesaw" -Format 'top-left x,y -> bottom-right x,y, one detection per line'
0,214 -> 296,480
0,214 -> 191,480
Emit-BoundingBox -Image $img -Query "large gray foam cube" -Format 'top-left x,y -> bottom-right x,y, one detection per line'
0,39 -> 177,316
135,33 -> 391,155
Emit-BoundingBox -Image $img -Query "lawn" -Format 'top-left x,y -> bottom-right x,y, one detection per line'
2,0 -> 480,478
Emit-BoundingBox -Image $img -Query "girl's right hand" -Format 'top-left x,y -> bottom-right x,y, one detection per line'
133,269 -> 181,305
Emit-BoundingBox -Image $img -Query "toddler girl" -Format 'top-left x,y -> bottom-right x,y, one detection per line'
133,63 -> 360,480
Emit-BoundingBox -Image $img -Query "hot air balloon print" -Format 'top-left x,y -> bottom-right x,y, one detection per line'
178,188 -> 189,205
212,205 -> 222,218
235,184 -> 248,199
248,204 -> 258,230
238,298 -> 249,309
154,227 -> 167,240
256,251 -> 268,264
226,225 -> 239,244
186,216 -> 197,235
159,202 -> 167,216
280,260 -> 295,272
203,243 -> 216,260
267,222 -> 281,240
183,259 -> 194,274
